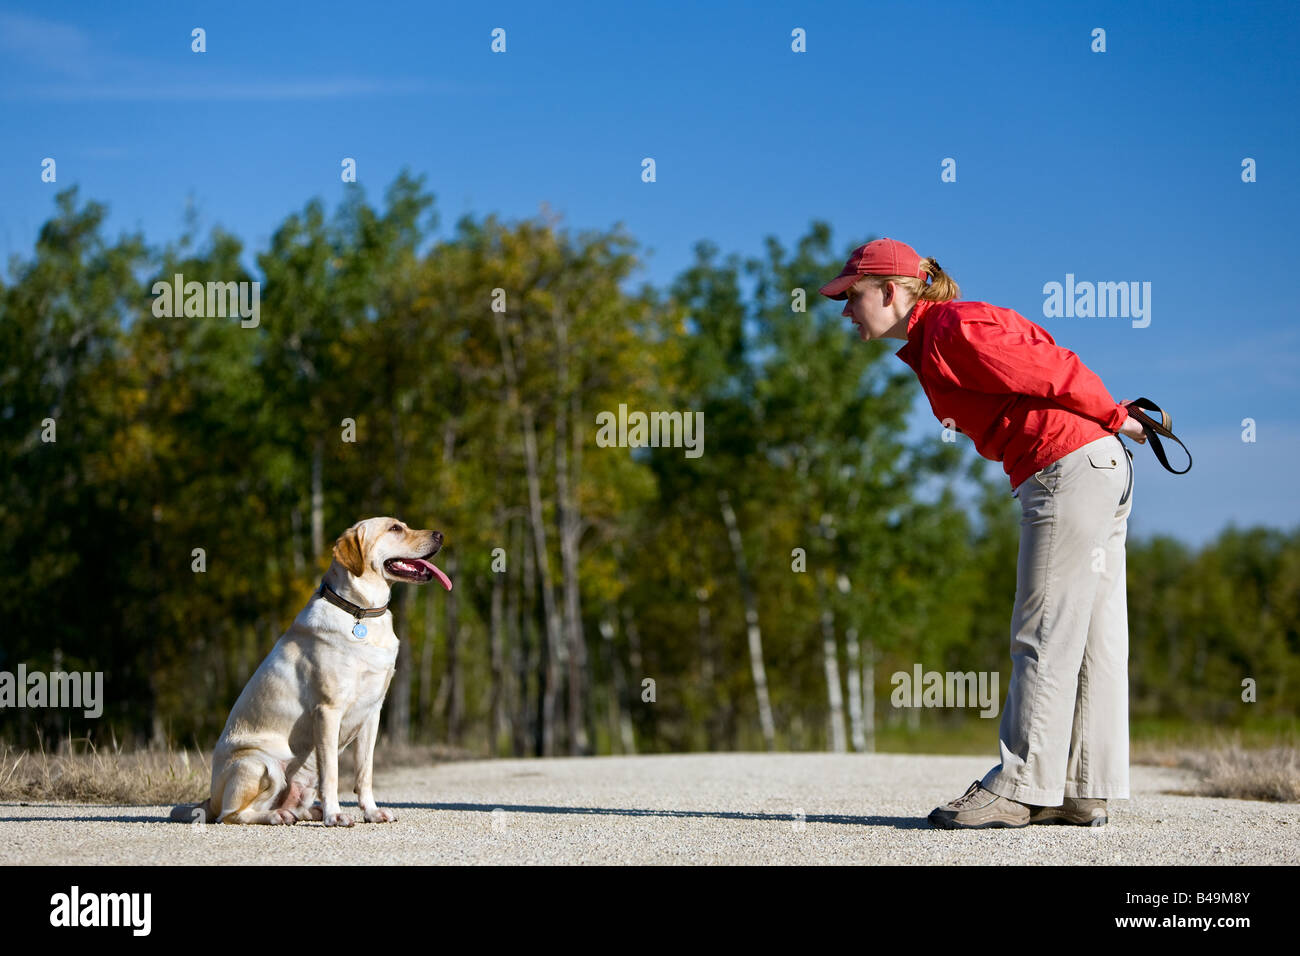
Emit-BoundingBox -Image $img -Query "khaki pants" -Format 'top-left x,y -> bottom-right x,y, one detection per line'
980,434 -> 1134,805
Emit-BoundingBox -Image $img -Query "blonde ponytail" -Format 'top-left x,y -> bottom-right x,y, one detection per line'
918,257 -> 960,302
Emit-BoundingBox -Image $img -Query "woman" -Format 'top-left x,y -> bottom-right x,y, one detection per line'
819,238 -> 1147,829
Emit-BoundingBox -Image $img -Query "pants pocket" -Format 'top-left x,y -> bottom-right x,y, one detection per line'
1085,449 -> 1120,470
1085,443 -> 1131,507
1030,458 -> 1063,494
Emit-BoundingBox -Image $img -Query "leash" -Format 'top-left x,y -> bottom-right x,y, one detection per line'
1123,397 -> 1192,474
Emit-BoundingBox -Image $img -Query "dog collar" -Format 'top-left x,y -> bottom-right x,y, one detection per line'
318,582 -> 389,640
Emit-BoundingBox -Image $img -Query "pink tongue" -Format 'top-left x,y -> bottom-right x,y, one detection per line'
411,558 -> 452,591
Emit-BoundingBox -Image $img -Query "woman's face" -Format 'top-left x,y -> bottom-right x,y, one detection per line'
841,281 -> 892,341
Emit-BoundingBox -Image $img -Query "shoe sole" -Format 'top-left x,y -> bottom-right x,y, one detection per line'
1029,814 -> 1107,827
928,813 -> 1031,830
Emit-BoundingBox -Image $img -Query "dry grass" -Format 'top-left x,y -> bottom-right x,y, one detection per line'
1132,728 -> 1300,802
0,732 -> 479,805
0,731 -> 209,805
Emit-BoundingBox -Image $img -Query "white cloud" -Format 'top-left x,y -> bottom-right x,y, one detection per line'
0,12 -> 96,76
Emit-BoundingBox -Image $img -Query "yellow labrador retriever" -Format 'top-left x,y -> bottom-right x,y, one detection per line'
170,517 -> 452,826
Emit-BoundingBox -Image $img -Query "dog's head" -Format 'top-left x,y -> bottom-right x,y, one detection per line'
331,517 -> 452,591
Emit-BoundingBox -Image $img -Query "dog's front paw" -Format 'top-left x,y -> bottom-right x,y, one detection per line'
364,807 -> 397,823
323,811 -> 355,827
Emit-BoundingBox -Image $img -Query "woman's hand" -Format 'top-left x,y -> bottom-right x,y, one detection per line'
1118,401 -> 1147,443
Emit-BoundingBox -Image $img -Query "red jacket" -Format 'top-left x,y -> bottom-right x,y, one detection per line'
895,299 -> 1130,490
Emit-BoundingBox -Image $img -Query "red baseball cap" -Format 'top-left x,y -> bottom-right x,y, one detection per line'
818,238 -> 929,300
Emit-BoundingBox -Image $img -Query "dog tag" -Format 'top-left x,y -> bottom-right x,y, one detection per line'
352,622 -> 368,639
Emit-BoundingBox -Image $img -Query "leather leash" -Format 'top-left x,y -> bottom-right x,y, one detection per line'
1123,397 -> 1192,474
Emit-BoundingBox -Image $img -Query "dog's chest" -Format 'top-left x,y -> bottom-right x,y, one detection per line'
340,640 -> 397,717
343,638 -> 396,694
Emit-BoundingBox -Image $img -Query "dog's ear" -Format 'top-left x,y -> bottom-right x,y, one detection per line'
332,524 -> 367,577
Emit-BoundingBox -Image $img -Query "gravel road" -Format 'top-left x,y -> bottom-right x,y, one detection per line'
2,753 -> 1296,865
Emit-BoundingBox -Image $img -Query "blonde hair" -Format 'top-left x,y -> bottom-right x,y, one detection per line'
848,256 -> 960,304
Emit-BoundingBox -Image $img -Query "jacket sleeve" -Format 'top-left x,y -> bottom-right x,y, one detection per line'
930,316 -> 1130,432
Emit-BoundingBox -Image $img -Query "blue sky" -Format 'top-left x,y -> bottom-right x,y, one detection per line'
2,0 -> 1298,546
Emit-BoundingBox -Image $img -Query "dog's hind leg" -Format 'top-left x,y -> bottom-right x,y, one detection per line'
217,755 -> 296,825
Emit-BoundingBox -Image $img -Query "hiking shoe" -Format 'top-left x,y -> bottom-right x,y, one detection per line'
1027,797 -> 1108,827
928,779 -> 1031,829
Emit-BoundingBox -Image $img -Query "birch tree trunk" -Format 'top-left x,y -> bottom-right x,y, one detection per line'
310,438 -> 324,560
553,313 -> 588,755
717,489 -> 776,751
863,637 -> 876,751
390,587 -> 414,743
494,314 -> 563,756
523,406 -> 561,755
443,550 -> 461,746
508,516 -> 528,757
419,584 -> 437,737
523,511 -> 545,756
604,615 -> 636,754
290,507 -> 306,577
621,606 -> 645,741
387,392 -> 413,744
845,626 -> 866,752
818,577 -> 848,753
489,519 -> 506,757
696,584 -> 721,749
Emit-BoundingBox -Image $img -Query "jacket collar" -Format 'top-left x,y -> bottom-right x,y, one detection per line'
895,299 -> 940,372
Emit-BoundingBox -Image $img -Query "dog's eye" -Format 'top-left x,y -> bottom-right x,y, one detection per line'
390,524 -> 402,532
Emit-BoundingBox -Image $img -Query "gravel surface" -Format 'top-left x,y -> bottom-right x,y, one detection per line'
2,753 -> 1296,865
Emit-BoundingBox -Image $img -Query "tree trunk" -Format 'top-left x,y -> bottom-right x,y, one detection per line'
387,388 -> 413,743
389,587 -> 414,744
696,583 -> 721,750
444,551 -> 461,746
817,574 -> 847,753
508,516 -> 528,757
621,605 -> 645,745
863,637 -> 876,751
524,512 -> 544,756
717,489 -> 776,750
605,615 -> 636,754
419,584 -> 437,737
845,626 -> 866,752
494,313 -> 562,756
523,406 -> 561,756
553,321 -> 588,754
290,507 -> 306,577
310,438 -> 324,560
489,523 -> 506,757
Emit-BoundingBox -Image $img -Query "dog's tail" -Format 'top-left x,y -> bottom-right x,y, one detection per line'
169,798 -> 213,824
